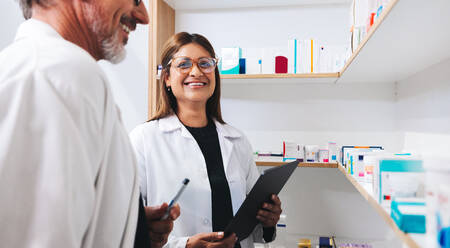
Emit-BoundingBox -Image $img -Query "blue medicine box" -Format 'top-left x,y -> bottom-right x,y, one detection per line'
391,198 -> 426,233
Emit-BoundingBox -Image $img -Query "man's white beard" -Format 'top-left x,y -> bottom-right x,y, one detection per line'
101,28 -> 126,64
84,6 -> 127,64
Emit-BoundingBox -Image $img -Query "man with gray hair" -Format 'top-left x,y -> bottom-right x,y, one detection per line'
0,0 -> 179,247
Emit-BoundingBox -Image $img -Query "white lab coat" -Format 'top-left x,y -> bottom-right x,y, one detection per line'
0,19 -> 140,247
129,114 -> 267,248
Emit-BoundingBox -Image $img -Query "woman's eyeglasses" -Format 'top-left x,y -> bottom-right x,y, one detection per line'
167,57 -> 218,74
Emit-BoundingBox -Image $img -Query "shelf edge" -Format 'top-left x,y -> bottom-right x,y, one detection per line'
337,164 -> 421,248
256,161 -> 338,168
338,0 -> 400,79
221,73 -> 340,80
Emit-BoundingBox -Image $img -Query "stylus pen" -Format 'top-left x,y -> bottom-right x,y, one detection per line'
161,178 -> 190,220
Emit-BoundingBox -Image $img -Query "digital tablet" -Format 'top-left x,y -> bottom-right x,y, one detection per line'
224,160 -> 298,241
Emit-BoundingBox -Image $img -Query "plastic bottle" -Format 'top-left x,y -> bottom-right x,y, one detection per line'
367,0 -> 378,31
327,142 -> 338,163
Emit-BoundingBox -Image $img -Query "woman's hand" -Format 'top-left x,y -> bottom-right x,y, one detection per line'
145,202 -> 181,248
186,232 -> 237,248
256,194 -> 282,227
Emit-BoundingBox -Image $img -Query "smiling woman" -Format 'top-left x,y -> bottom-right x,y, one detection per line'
151,32 -> 224,124
129,32 -> 282,248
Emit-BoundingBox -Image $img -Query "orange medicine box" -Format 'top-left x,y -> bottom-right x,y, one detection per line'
298,238 -> 311,248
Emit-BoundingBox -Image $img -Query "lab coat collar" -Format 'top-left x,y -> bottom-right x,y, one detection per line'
215,119 -> 242,139
159,114 -> 241,174
158,114 -> 242,139
15,18 -> 62,42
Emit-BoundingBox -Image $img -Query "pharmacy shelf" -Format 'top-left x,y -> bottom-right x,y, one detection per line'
221,73 -> 339,84
256,161 -> 338,168
157,0 -> 450,86
338,0 -> 450,83
337,164 -> 424,248
163,0 -> 351,10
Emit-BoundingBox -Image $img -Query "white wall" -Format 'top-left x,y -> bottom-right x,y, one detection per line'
176,4 -> 350,54
221,82 -> 401,152
0,0 -> 24,49
175,4 -> 403,152
97,0 -> 149,132
0,0 -> 149,132
396,58 -> 450,155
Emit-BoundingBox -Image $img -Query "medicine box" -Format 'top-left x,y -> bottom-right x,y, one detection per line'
391,198 -> 426,233
283,141 -> 304,162
220,60 -> 240,74
220,47 -> 241,75
375,158 -> 424,207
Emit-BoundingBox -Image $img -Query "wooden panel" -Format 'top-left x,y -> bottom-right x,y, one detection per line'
256,161 -> 338,168
148,0 -> 175,119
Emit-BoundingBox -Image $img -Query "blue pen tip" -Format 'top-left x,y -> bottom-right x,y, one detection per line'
183,178 -> 190,185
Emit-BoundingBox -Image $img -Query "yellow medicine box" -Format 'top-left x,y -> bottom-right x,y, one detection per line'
298,238 -> 311,248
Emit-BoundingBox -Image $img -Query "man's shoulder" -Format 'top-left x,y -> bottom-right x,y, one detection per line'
37,36 -> 104,82
37,38 -> 110,113
0,35 -> 111,121
1,33 -> 107,90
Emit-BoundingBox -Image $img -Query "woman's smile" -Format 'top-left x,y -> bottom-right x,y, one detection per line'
183,80 -> 208,88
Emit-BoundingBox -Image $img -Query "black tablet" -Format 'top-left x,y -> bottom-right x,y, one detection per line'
224,160 -> 298,241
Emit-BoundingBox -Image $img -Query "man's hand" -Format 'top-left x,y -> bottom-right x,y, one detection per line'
186,232 -> 237,248
145,203 -> 180,248
256,194 -> 282,228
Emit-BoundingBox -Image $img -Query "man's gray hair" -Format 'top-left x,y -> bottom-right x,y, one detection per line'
18,0 -> 32,19
18,0 -> 53,19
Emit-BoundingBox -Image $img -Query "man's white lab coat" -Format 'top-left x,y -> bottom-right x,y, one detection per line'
0,19 -> 140,247
129,114 -> 269,248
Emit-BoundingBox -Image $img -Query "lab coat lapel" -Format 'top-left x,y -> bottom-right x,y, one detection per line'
215,120 -> 241,174
220,134 -> 234,174
158,114 -> 194,139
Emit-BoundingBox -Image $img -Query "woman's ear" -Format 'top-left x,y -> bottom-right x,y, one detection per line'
164,70 -> 171,87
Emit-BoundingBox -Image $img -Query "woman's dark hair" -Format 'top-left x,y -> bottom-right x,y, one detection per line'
149,32 -> 224,124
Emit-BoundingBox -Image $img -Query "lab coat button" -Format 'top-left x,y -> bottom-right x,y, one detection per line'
203,219 -> 209,225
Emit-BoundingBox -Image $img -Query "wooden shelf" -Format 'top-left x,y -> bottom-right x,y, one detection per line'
221,73 -> 339,84
338,0 -> 450,83
337,164 -> 423,248
256,161 -> 338,168
221,73 -> 339,79
257,162 -> 426,247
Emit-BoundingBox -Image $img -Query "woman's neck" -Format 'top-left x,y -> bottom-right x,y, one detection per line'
177,103 -> 208,127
